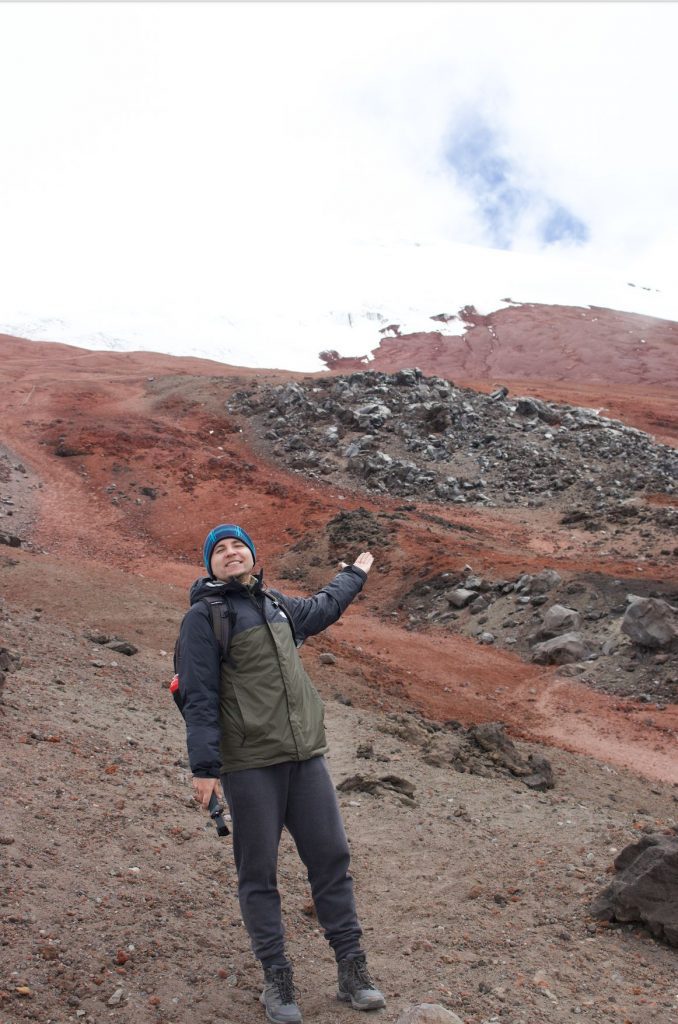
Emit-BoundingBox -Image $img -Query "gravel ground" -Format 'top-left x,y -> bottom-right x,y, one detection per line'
2,587 -> 678,1024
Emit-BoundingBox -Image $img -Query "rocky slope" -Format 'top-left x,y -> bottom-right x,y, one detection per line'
228,371 -> 677,704
1,321 -> 677,1023
2,585 -> 678,1024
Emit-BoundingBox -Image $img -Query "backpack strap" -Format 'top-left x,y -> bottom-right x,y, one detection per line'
200,595 -> 234,663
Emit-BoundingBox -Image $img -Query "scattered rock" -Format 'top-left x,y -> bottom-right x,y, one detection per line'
0,532 -> 22,548
87,632 -> 113,645
337,773 -> 416,801
515,397 -> 562,425
107,987 -> 125,1006
396,1004 -> 464,1024
401,568 -> 678,703
621,597 -> 677,648
531,631 -> 592,665
106,641 -> 139,656
590,834 -> 678,946
531,604 -> 582,641
520,569 -> 562,595
521,754 -> 555,791
228,370 -> 678,512
319,652 -> 337,665
469,723 -> 554,790
228,369 -> 677,703
470,722 -> 527,773
380,713 -> 555,789
447,589 -> 477,609
477,631 -> 495,645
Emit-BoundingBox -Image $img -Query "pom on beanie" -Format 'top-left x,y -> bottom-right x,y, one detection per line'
203,524 -> 256,575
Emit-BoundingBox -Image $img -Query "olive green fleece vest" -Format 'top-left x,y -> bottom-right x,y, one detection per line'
218,617 -> 327,773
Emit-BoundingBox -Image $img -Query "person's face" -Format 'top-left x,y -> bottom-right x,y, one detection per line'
210,537 -> 255,582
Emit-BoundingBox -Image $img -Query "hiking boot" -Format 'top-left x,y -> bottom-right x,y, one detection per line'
337,954 -> 386,1011
260,964 -> 302,1024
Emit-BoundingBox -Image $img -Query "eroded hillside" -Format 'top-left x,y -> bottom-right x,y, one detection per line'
1,326 -> 678,1023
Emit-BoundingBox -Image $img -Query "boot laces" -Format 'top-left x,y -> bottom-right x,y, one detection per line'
271,967 -> 297,1005
348,956 -> 375,990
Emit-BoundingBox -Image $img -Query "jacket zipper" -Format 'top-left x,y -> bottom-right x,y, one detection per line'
248,591 -> 302,760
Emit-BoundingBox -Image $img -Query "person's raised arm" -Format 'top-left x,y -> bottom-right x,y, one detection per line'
276,550 -> 374,642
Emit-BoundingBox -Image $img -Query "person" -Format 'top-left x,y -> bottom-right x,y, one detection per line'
176,523 -> 386,1023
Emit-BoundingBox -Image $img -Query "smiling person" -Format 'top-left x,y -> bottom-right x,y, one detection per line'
176,523 -> 385,1023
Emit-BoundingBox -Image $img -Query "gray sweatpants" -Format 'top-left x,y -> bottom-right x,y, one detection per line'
221,756 -> 364,968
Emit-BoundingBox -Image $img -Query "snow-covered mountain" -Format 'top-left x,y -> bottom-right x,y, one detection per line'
1,241 -> 675,372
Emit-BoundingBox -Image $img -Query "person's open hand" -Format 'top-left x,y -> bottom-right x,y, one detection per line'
338,551 -> 374,574
353,551 -> 374,574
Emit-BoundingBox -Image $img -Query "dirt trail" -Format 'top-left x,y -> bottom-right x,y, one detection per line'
334,616 -> 678,784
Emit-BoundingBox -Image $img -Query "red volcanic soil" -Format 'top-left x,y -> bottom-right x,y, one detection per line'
2,322 -> 678,1024
326,303 -> 678,445
1,321 -> 676,783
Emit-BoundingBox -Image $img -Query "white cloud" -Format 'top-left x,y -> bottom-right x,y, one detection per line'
0,0 -> 675,338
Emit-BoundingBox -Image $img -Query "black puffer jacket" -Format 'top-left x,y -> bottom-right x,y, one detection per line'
177,566 -> 366,776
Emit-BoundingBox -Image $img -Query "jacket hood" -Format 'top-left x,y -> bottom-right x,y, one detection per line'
189,570 -> 264,606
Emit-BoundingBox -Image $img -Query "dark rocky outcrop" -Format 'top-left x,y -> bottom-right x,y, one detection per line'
229,369 -> 677,512
590,834 -> 678,947
469,723 -> 554,790
400,567 -> 678,702
337,773 -> 416,804
379,714 -> 554,791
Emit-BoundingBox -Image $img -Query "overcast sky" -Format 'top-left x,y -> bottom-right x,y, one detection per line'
1,1 -> 676,341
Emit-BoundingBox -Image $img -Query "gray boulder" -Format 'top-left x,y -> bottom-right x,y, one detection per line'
590,834 -> 678,947
531,604 -> 582,643
352,403 -> 393,429
514,397 -> 561,425
516,569 -> 561,595
396,1005 -> 464,1024
477,631 -> 495,645
531,631 -> 591,665
529,569 -> 562,594
447,588 -> 477,609
621,597 -> 677,648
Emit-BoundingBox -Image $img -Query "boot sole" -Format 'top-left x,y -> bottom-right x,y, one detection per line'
337,990 -> 386,1011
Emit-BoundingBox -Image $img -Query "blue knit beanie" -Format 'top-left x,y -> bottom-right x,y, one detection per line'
203,524 -> 256,575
